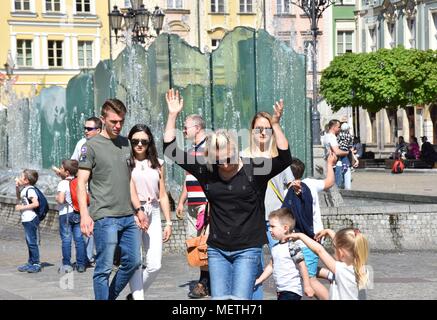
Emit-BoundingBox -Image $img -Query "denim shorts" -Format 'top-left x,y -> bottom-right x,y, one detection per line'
302,247 -> 319,277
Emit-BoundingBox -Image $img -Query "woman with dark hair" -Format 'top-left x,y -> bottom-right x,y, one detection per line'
127,124 -> 172,300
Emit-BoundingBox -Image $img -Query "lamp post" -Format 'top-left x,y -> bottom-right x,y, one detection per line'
108,0 -> 165,45
290,0 -> 342,145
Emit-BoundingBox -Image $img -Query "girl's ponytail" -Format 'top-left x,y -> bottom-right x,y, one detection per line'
334,228 -> 369,289
352,229 -> 369,289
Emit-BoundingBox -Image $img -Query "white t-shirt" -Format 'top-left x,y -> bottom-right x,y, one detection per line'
271,241 -> 303,296
322,132 -> 338,159
264,167 -> 294,220
132,158 -> 164,204
20,186 -> 38,222
71,138 -> 86,161
302,177 -> 325,234
329,261 -> 367,300
57,177 -> 74,216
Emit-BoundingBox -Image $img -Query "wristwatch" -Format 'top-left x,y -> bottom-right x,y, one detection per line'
135,206 -> 145,213
165,221 -> 173,226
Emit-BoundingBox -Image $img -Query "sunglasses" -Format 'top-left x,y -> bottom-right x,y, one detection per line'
253,127 -> 273,134
131,139 -> 150,146
84,126 -> 97,131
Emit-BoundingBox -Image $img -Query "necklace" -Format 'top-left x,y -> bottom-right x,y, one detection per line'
137,159 -> 147,171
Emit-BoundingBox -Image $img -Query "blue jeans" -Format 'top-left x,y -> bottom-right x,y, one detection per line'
83,235 -> 95,262
22,217 -> 40,265
93,215 -> 141,300
207,246 -> 262,300
252,221 -> 278,300
59,214 -> 87,267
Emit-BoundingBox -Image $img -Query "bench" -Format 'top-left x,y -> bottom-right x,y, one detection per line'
357,159 -> 386,169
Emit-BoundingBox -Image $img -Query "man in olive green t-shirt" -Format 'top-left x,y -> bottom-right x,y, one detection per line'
77,99 -> 148,300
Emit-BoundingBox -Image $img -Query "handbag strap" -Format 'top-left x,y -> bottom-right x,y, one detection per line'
199,203 -> 209,236
269,180 -> 284,203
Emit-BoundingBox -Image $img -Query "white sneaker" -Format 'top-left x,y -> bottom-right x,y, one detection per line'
58,265 -> 73,273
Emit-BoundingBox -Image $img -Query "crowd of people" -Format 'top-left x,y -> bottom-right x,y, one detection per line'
393,135 -> 437,165
14,90 -> 370,300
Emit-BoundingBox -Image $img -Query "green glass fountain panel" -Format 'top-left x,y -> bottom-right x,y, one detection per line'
211,27 -> 256,132
66,70 -> 95,156
256,30 -> 310,173
168,34 -> 212,131
39,86 -> 68,168
93,60 -> 116,116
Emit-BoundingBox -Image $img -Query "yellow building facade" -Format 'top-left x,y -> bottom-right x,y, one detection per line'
0,0 -> 111,98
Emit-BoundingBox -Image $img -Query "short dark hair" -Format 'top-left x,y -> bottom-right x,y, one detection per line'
101,99 -> 127,117
86,116 -> 102,130
62,159 -> 79,176
328,119 -> 340,129
290,158 -> 305,180
23,169 -> 38,185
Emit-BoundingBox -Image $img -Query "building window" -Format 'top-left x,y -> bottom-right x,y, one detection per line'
211,39 -> 220,49
46,0 -> 61,11
48,40 -> 63,67
369,27 -> 377,51
78,41 -> 93,68
211,0 -> 224,13
14,0 -> 30,10
167,0 -> 183,9
240,0 -> 253,13
433,13 -> 437,49
277,0 -> 291,14
76,0 -> 91,13
17,40 -> 32,67
337,31 -> 353,55
407,19 -> 416,48
387,22 -> 396,48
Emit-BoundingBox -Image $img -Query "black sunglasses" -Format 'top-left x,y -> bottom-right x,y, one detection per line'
131,139 -> 150,146
84,126 -> 97,131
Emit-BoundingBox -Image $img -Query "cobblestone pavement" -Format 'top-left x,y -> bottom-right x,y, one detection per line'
351,170 -> 437,196
1,224 -> 437,300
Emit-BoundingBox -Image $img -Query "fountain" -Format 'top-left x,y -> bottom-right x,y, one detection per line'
0,27 -> 310,201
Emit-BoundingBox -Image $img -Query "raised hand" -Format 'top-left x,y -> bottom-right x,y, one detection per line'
165,88 -> 184,115
271,99 -> 284,125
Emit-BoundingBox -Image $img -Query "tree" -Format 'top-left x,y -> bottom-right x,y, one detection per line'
320,47 -> 437,113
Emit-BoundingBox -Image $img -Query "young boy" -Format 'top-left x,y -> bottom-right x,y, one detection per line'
255,208 -> 314,300
283,152 -> 337,300
56,159 -> 87,273
15,169 -> 42,273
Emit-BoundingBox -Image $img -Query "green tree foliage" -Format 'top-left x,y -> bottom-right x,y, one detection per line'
320,47 -> 437,112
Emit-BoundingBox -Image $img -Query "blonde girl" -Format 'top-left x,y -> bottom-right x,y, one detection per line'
288,227 -> 369,300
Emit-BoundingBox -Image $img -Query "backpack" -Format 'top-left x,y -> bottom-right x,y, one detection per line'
69,178 -> 90,213
26,186 -> 49,222
391,159 -> 405,174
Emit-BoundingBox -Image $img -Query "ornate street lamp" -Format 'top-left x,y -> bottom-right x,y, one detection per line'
290,0 -> 342,145
4,63 -> 13,79
109,0 -> 165,44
